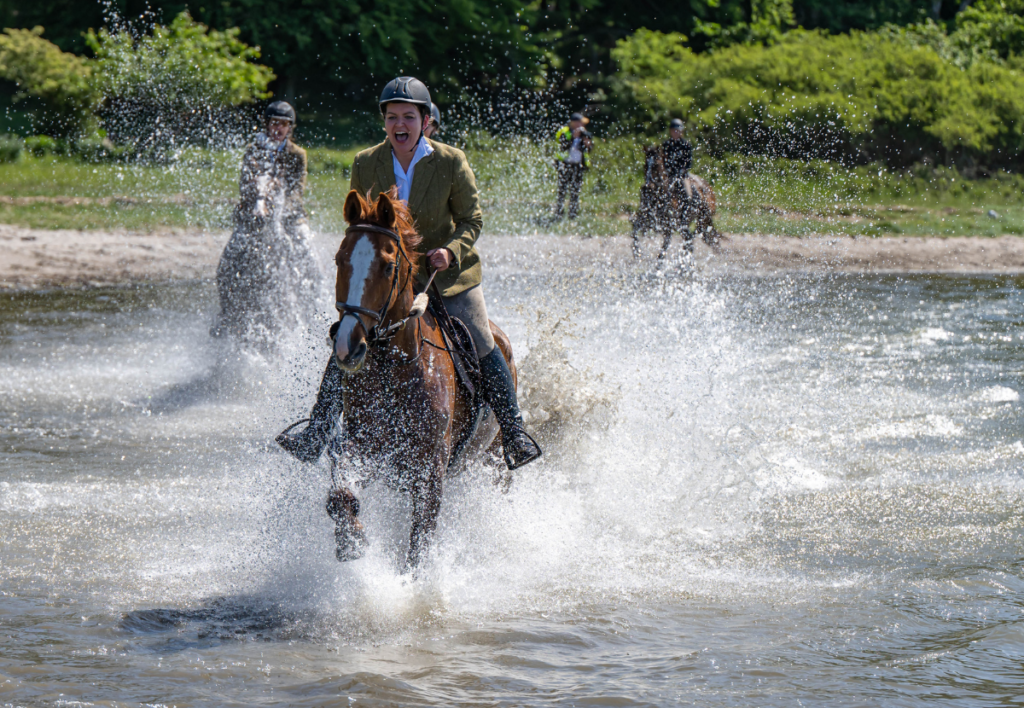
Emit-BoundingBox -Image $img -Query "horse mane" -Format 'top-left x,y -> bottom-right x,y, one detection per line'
343,188 -> 423,277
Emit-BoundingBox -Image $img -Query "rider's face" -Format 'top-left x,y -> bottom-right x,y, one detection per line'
670,128 -> 683,140
384,103 -> 428,152
267,118 -> 292,142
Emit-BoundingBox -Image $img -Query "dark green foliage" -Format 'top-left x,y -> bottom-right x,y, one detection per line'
83,12 -> 274,152
791,0 -> 935,33
23,134 -> 61,156
611,28 -> 1024,170
0,133 -> 21,161
0,27 -> 98,137
0,0 -> 542,107
0,0 -> 987,114
85,12 -> 274,110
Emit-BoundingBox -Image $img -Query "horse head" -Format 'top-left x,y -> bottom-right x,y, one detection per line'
643,145 -> 665,185
253,173 -> 284,220
333,188 -> 422,371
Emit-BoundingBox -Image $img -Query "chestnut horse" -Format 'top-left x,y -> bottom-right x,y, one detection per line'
632,145 -> 720,259
326,188 -> 515,571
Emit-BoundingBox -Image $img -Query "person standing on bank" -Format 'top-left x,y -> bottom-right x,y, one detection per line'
552,112 -> 592,220
276,77 -> 542,471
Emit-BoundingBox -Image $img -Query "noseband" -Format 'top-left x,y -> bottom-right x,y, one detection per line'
336,223 -> 414,344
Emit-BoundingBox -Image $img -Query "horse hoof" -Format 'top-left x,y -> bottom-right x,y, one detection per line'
326,488 -> 360,520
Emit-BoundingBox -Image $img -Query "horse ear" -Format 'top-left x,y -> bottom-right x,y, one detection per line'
375,190 -> 398,229
343,190 -> 364,225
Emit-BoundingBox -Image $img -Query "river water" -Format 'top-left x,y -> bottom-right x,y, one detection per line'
2,244 -> 1023,707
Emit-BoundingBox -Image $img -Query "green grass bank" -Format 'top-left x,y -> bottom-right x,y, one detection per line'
1,137 -> 1023,238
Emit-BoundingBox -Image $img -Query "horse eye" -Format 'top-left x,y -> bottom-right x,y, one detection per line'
385,263 -> 396,276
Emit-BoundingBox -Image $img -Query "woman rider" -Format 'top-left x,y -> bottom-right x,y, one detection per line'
213,101 -> 316,339
276,77 -> 541,471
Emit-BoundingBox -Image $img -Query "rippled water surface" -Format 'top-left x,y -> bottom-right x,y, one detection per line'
2,252 -> 1023,707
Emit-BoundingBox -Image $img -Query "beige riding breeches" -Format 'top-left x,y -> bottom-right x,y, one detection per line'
441,284 -> 495,357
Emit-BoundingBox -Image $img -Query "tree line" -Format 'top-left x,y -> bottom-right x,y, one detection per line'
0,0 -> 974,105
2,0 -> 1024,171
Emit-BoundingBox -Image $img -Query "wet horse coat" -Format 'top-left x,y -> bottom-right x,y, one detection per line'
328,188 -> 515,570
213,169 -> 319,348
632,146 -> 720,259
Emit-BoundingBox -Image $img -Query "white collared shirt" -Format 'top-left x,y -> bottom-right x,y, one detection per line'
393,137 -> 434,204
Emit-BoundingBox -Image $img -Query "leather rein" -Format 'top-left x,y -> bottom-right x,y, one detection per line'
336,223 -> 417,345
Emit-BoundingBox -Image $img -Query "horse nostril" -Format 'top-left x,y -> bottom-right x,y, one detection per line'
337,340 -> 367,371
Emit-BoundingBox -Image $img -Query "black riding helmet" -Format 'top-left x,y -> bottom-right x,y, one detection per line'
669,118 -> 684,130
265,101 -> 296,124
379,77 -> 432,115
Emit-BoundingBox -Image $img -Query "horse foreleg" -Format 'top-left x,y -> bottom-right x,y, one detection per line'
632,225 -> 642,259
657,226 -> 672,260
406,466 -> 444,571
327,487 -> 367,561
701,215 -> 722,250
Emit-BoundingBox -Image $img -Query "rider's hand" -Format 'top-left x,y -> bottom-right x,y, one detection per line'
427,248 -> 453,271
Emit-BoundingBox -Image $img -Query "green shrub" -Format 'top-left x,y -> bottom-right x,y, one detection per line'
74,135 -> 132,163
610,27 -> 1024,170
306,147 -> 357,175
24,134 -> 61,156
84,12 -> 275,153
0,27 -> 98,138
86,12 -> 274,112
0,134 -> 22,162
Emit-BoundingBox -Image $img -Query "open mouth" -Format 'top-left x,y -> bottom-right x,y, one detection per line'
394,130 -> 410,144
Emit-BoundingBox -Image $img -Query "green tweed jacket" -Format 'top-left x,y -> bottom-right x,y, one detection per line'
350,139 -> 483,297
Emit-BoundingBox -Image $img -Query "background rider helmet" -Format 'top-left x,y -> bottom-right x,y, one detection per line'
264,101 -> 296,144
424,102 -> 442,139
669,117 -> 684,140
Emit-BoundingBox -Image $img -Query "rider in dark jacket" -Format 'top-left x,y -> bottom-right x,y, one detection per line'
661,118 -> 692,183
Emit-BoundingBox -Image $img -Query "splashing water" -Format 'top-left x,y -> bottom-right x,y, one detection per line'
3,250 -> 1023,704
3,10 -> 1024,703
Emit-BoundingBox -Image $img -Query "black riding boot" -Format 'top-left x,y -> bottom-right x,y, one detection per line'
276,356 -> 344,463
479,348 -> 542,470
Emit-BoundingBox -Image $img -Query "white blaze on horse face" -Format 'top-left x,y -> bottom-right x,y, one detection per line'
335,235 -> 376,361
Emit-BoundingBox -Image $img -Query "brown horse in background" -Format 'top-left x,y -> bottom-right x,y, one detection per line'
632,145 -> 721,260
326,188 -> 516,571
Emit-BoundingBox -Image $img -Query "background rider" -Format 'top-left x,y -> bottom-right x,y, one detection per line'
423,102 -> 442,141
212,101 -> 311,337
552,112 -> 592,221
276,77 -> 541,473
234,101 -> 309,237
662,118 -> 692,215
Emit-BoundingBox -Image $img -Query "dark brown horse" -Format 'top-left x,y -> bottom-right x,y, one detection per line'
632,146 -> 721,259
325,188 -> 516,571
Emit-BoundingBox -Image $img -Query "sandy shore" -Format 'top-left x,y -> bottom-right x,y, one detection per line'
2,224 -> 1024,290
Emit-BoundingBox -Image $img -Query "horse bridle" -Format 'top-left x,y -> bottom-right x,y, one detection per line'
335,223 -> 414,344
